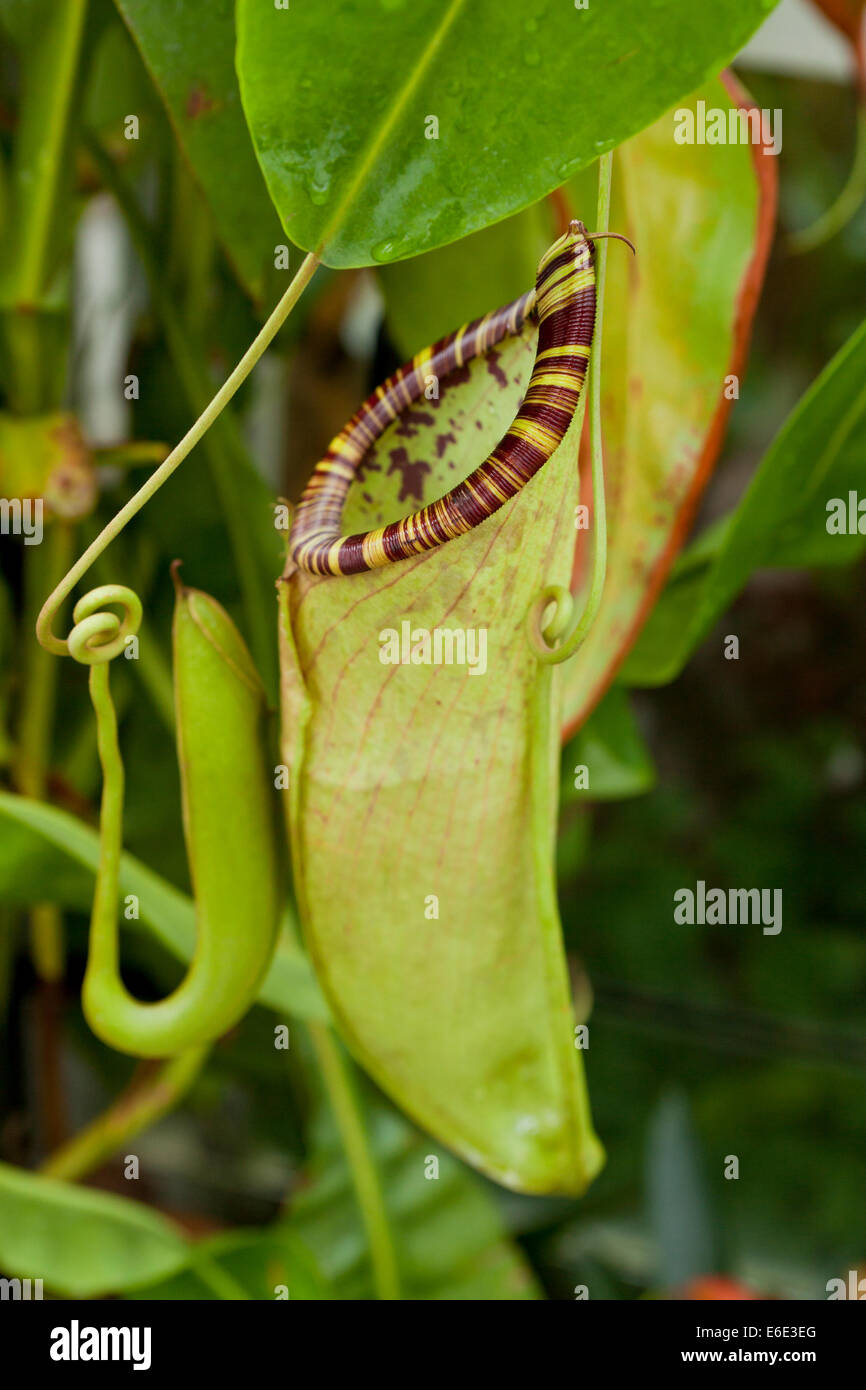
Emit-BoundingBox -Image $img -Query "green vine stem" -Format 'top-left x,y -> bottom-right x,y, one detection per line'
527,151 -> 613,665
89,544 -> 176,732
192,1252 -> 250,1302
70,575 -> 281,1060
1,0 -> 88,414
790,101 -> 866,254
39,1045 -> 207,1183
36,247 -> 319,659
6,0 -> 87,306
307,1021 -> 402,1301
80,133 -> 293,692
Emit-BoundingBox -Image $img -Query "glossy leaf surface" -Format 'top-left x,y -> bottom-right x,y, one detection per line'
236,0 -> 779,267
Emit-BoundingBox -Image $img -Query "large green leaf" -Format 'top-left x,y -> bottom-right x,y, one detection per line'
624,315 -> 866,686
0,1160 -> 188,1296
236,0 -> 779,268
557,76 -> 774,732
115,0 -> 285,299
279,321 -> 601,1193
0,792 -> 329,1022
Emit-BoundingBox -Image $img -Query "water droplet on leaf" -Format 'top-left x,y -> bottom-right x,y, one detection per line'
371,240 -> 397,262
307,175 -> 331,206
557,155 -> 583,181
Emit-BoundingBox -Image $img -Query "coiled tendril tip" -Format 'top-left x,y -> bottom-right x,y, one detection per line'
67,585 -> 142,667
527,585 -> 575,660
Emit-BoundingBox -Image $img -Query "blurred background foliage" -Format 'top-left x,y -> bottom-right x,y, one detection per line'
0,0 -> 864,1299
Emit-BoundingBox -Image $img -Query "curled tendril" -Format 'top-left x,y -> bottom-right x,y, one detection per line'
35,246 -> 320,664
67,585 -> 142,667
527,585 -> 580,662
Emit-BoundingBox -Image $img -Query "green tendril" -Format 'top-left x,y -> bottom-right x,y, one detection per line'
790,102 -> 866,255
527,151 -> 614,666
35,250 -> 319,662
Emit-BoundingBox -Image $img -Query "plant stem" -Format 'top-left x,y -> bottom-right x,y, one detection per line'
790,102 -> 866,253
0,0 -> 88,412
89,547 -> 175,732
192,1253 -> 250,1301
307,1021 -> 402,1300
39,1045 -> 207,1182
17,526 -> 74,794
69,135 -> 305,693
37,150 -> 319,667
14,575 -> 71,1164
7,0 -> 88,305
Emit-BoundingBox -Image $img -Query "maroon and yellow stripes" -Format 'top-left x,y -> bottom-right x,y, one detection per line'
290,220 -> 597,576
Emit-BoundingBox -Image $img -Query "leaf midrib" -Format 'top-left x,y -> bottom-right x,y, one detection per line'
315,0 -> 467,256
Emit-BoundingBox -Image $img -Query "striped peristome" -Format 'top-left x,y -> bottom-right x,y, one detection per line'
289,220 -> 597,577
